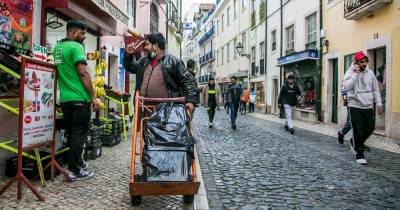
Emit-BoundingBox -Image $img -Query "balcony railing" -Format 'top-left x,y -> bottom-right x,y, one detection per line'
306,41 -> 317,50
198,25 -> 215,45
199,51 -> 215,65
286,49 -> 295,56
344,0 -> 392,20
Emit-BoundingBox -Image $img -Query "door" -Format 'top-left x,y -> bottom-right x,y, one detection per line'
372,47 -> 386,132
331,59 -> 338,123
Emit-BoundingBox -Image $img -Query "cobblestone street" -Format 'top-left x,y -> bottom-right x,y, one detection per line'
192,107 -> 400,209
0,139 -> 193,210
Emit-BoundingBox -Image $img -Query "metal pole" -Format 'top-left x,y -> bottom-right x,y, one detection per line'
279,0 -> 283,87
264,0 -> 268,114
317,0 -> 323,121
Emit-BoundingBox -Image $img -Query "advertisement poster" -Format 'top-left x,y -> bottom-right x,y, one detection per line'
21,60 -> 55,148
0,0 -> 33,55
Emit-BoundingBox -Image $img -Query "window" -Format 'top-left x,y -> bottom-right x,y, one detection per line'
286,25 -> 294,54
260,42 -> 265,75
241,0 -> 245,10
242,32 -> 247,52
127,0 -> 137,27
221,46 -> 224,64
344,53 -> 356,73
251,47 -> 256,76
234,38 -> 237,59
221,14 -> 224,32
251,0 -> 256,12
150,3 -> 159,33
227,7 -> 231,26
216,50 -> 219,66
271,30 -> 277,51
217,20 -> 219,35
227,42 -> 230,63
234,0 -> 237,18
306,13 -> 317,49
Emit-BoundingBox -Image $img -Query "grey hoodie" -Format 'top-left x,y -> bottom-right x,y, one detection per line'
342,63 -> 382,109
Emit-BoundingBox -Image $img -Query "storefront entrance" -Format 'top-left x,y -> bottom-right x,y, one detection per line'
370,47 -> 386,133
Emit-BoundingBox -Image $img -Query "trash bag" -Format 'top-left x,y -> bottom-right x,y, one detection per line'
144,103 -> 194,150
142,103 -> 194,182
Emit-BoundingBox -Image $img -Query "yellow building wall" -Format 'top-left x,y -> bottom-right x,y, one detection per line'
323,1 -> 400,138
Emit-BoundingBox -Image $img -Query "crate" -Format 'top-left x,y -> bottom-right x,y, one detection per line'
83,143 -> 102,161
100,134 -> 120,147
101,119 -> 119,136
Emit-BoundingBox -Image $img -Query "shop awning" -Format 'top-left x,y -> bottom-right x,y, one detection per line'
46,0 -> 117,36
277,50 -> 319,67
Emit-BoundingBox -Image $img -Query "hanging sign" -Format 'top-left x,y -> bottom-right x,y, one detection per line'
32,43 -> 48,61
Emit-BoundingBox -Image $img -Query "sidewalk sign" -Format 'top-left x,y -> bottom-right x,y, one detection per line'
0,57 -> 69,201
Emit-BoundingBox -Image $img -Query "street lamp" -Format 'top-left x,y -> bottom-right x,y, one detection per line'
236,42 -> 250,59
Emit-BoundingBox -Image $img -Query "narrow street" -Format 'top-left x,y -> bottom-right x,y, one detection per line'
192,108 -> 400,209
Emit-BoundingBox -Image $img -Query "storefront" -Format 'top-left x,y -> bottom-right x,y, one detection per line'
278,50 -> 320,122
250,81 -> 265,112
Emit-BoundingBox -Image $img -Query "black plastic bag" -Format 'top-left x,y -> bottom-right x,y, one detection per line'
142,103 -> 194,182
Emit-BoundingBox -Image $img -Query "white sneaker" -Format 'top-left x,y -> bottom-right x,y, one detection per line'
209,123 -> 213,128
356,158 -> 367,165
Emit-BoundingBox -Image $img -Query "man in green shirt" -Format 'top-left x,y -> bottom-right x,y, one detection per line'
54,20 -> 98,180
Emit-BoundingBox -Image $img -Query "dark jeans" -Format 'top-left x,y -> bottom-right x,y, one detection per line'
229,102 -> 239,125
61,101 -> 91,173
249,102 -> 255,113
207,104 -> 217,123
349,107 -> 374,154
340,107 -> 352,135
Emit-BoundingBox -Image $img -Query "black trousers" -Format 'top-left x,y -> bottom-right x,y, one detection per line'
207,104 -> 217,123
61,101 -> 91,173
349,107 -> 375,153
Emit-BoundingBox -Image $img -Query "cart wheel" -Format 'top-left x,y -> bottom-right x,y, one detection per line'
183,195 -> 194,204
131,195 -> 142,206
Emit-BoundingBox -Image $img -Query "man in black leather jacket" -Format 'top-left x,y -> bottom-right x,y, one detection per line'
123,33 -> 197,113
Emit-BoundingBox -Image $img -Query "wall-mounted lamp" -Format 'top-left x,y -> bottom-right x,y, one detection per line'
236,42 -> 250,59
47,16 -> 63,29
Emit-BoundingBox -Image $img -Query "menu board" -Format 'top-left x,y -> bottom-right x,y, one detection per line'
20,59 -> 56,148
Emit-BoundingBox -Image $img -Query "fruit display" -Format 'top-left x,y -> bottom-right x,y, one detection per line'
90,50 -> 108,107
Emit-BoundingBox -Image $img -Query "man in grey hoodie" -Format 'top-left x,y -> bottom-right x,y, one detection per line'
342,52 -> 382,165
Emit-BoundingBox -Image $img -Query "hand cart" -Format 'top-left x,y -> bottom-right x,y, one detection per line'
129,92 -> 200,205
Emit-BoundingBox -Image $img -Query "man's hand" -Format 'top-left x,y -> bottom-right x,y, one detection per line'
185,102 -> 195,115
377,106 -> 383,114
126,43 -> 135,55
352,63 -> 360,73
92,98 -> 99,112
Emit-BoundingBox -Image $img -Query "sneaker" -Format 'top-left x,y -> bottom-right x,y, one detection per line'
338,131 -> 344,144
349,138 -> 356,155
69,170 -> 94,181
290,128 -> 295,135
356,153 -> 367,165
232,124 -> 237,130
209,123 -> 213,128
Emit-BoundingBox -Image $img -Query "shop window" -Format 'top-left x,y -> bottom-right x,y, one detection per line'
286,67 -> 316,111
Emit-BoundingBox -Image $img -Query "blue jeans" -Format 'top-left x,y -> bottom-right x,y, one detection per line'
229,102 -> 239,125
340,108 -> 352,135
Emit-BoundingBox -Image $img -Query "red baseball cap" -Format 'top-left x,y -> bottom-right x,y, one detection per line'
354,52 -> 368,61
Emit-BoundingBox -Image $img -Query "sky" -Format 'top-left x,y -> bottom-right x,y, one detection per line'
182,0 -> 215,18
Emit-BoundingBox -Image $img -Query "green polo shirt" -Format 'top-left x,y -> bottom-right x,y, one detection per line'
53,40 -> 91,103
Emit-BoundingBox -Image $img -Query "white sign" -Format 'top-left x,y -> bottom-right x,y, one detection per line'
22,60 -> 55,148
32,43 -> 48,61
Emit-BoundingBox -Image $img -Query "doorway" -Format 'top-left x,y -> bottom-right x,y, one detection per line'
370,47 -> 386,133
331,58 -> 338,123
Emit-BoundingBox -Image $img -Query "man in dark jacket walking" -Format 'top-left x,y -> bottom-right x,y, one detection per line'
229,76 -> 242,130
123,33 -> 197,113
278,74 -> 301,134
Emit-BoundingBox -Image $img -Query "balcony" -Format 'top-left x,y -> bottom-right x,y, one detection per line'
198,25 -> 215,45
199,51 -> 215,65
344,0 -> 392,20
286,49 -> 295,56
306,41 -> 317,50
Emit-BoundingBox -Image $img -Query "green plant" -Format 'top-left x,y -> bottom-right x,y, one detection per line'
259,1 -> 266,21
251,12 -> 256,27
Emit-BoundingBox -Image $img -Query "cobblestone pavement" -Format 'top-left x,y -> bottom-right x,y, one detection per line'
192,107 -> 400,209
0,138 -> 193,210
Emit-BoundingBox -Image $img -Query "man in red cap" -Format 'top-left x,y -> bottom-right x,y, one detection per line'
342,51 -> 382,165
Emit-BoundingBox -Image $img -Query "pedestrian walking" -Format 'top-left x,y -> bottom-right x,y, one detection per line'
342,52 -> 382,165
228,76 -> 242,130
278,74 -> 301,134
54,20 -> 98,180
249,88 -> 256,113
201,78 -> 220,128
240,88 -> 250,115
337,89 -> 352,144
186,59 -> 200,120
223,86 -> 231,114
123,33 -> 197,114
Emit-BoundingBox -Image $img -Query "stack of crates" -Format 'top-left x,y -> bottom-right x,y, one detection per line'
100,119 -> 122,146
84,121 -> 103,160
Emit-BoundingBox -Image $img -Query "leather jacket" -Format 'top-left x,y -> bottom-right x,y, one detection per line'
123,52 -> 197,104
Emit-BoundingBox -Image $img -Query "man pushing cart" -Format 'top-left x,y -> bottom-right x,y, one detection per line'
123,33 -> 200,205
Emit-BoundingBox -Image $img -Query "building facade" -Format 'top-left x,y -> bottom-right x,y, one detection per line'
322,0 -> 400,139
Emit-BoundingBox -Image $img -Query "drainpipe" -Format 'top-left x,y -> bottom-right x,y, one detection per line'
264,0 -> 268,114
179,0 -> 182,59
317,0 -> 323,121
166,1 -> 169,48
